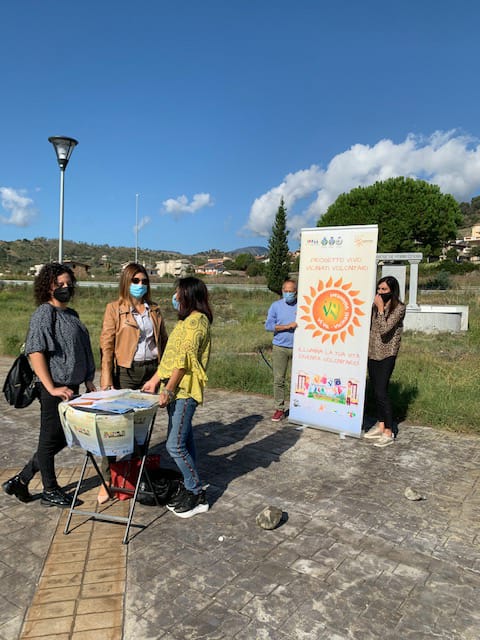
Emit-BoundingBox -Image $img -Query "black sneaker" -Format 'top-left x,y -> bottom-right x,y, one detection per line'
41,487 -> 73,508
2,475 -> 32,503
166,483 -> 187,511
172,490 -> 209,519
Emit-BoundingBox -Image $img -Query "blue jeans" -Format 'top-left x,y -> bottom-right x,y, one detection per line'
166,397 -> 202,494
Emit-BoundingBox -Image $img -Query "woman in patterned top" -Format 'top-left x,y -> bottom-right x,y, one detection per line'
143,277 -> 212,518
2,263 -> 96,507
364,276 -> 406,448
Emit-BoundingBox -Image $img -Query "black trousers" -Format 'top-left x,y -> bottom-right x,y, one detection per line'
367,356 -> 397,435
19,382 -> 79,490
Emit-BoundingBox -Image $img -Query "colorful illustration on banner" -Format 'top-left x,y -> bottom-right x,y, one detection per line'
294,370 -> 359,419
299,276 -> 365,344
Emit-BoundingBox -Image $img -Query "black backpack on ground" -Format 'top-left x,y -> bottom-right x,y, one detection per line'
137,468 -> 183,506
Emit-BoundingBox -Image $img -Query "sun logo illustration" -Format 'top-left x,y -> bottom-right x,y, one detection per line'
300,277 -> 365,344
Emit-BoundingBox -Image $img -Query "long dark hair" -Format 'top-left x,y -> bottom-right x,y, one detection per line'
176,277 -> 213,323
375,275 -> 402,315
34,263 -> 76,305
119,262 -> 152,305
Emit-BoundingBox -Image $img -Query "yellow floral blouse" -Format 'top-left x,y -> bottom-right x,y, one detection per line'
157,312 -> 211,404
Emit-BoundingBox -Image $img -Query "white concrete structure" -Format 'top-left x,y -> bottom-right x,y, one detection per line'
376,252 -> 469,332
155,259 -> 192,278
376,252 -> 422,310
404,305 -> 469,333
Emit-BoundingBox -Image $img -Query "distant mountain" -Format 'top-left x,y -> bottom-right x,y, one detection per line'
226,246 -> 268,257
0,238 -> 269,276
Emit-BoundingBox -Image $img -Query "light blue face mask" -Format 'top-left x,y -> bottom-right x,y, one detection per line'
129,283 -> 147,299
172,293 -> 180,311
283,291 -> 297,304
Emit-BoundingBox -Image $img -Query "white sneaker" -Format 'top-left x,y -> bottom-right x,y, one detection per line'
373,434 -> 394,447
363,424 -> 383,439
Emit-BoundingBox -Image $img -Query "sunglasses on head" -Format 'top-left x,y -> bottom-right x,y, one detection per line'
132,277 -> 148,285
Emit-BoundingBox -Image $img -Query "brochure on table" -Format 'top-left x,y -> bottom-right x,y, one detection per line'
58,389 -> 158,457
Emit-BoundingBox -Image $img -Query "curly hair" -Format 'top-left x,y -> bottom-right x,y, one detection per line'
118,262 -> 152,305
34,263 -> 76,306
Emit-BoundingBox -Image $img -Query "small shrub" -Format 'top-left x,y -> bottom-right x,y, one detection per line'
423,271 -> 451,290
434,261 -> 478,275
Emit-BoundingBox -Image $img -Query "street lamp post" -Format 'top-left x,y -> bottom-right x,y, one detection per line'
135,193 -> 139,263
48,136 -> 78,263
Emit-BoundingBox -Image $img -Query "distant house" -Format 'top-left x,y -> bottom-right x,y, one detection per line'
62,261 -> 90,279
194,260 -> 226,275
444,224 -> 480,262
155,259 -> 192,277
29,261 -> 90,278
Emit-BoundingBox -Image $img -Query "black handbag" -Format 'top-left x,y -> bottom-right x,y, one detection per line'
137,467 -> 183,506
3,306 -> 57,409
2,353 -> 38,408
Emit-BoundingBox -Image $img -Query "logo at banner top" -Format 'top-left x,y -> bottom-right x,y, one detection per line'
299,277 -> 365,344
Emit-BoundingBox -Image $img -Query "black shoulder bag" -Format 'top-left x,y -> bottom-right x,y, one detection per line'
2,307 -> 57,409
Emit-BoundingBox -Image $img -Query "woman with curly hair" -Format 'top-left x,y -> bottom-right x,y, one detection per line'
97,262 -> 168,503
364,275 -> 406,448
143,277 -> 212,518
2,263 -> 96,507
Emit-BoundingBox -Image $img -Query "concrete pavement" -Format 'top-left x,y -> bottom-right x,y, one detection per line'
0,356 -> 479,639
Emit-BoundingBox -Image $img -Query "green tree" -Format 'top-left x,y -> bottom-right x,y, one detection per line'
445,247 -> 458,262
318,177 -> 462,259
459,195 -> 480,228
233,253 -> 255,271
246,261 -> 265,277
267,198 -> 290,294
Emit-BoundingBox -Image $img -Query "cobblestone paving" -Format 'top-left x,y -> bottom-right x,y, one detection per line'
0,357 -> 479,639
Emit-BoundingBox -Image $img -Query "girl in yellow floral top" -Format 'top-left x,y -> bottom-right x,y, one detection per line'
143,277 -> 212,518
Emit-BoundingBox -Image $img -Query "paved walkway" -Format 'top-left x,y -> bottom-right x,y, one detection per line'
0,356 -> 479,639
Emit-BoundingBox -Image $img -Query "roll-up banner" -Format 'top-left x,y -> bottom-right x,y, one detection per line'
289,225 -> 378,436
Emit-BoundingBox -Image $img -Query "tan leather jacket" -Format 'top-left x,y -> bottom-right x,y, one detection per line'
100,300 -> 168,389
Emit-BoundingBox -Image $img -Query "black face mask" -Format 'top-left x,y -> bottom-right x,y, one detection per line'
379,292 -> 392,303
53,286 -> 73,303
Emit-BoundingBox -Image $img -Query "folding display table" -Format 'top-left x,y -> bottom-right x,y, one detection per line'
59,392 -> 159,544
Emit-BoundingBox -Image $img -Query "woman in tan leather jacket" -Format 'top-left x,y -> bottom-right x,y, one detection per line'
97,262 -> 168,502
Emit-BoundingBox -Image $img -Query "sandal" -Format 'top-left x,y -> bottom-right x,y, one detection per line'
97,482 -> 111,504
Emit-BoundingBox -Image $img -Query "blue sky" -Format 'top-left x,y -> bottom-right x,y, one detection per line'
1,0 -> 480,256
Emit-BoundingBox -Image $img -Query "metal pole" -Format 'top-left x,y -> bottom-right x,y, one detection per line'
135,193 -> 139,263
58,168 -> 65,263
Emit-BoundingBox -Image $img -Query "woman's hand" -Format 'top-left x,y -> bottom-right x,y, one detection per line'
142,376 -> 159,394
50,386 -> 75,401
85,380 -> 97,393
158,388 -> 174,408
158,390 -> 170,408
374,294 -> 385,314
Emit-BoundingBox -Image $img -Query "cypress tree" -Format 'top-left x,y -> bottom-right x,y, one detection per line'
267,198 -> 290,295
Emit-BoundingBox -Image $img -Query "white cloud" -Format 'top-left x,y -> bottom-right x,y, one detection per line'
0,187 -> 37,226
162,193 -> 214,217
245,130 -> 480,241
134,216 -> 151,232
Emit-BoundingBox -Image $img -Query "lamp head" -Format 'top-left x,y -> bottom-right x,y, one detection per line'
48,136 -> 78,170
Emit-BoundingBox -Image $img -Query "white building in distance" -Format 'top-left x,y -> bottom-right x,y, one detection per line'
155,259 -> 192,277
